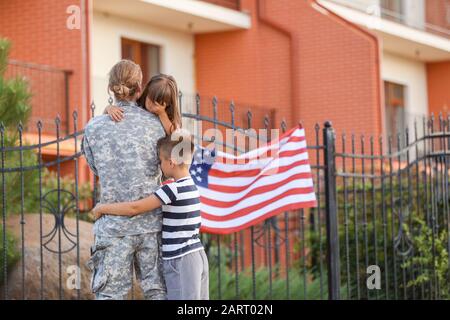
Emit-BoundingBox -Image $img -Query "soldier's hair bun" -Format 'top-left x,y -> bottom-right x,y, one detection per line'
108,60 -> 142,101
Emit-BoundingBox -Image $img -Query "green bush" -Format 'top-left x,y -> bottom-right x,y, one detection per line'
402,217 -> 448,299
0,228 -> 19,285
309,173 -> 450,300
206,244 -> 345,300
209,264 -> 326,300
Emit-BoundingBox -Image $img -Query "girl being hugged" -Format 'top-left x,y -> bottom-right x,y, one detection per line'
105,74 -> 181,135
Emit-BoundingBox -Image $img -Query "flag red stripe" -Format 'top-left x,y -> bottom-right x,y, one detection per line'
200,172 -> 315,207
200,200 -> 317,234
201,187 -> 316,221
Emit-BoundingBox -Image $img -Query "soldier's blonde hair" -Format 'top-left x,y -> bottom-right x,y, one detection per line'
108,60 -> 142,101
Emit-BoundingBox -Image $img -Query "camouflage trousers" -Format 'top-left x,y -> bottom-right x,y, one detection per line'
87,232 -> 167,300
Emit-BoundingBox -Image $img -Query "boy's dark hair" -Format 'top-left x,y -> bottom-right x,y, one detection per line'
157,133 -> 194,166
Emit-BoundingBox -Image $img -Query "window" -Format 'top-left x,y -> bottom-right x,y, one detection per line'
121,38 -> 160,84
380,0 -> 404,23
384,81 -> 406,150
447,3 -> 450,26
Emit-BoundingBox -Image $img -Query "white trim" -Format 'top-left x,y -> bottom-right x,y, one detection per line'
93,0 -> 251,33
319,0 -> 450,55
141,0 -> 251,29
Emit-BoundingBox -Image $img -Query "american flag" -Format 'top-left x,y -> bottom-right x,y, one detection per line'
189,124 -> 317,234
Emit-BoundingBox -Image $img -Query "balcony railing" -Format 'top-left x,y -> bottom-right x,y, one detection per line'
5,60 -> 72,135
325,0 -> 450,39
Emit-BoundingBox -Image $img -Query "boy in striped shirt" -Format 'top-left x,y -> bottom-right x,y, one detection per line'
93,134 -> 209,300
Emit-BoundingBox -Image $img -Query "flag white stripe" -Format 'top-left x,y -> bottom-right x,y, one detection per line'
201,193 -> 316,229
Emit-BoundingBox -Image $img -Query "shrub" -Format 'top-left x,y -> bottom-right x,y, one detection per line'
402,217 -> 449,299
0,228 -> 19,285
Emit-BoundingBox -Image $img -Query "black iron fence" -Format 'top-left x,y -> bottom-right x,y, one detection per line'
0,96 -> 449,300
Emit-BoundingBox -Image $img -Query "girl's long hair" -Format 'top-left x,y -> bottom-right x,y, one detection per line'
137,74 -> 181,134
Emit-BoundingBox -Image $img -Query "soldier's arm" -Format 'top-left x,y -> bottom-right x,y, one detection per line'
93,195 -> 162,219
81,135 -> 98,176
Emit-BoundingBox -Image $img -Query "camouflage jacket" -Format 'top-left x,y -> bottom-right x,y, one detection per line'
81,100 -> 166,237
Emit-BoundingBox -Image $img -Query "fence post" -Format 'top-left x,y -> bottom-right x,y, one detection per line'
323,121 -> 340,300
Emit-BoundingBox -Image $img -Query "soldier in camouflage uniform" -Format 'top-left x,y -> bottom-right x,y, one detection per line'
82,60 -> 167,300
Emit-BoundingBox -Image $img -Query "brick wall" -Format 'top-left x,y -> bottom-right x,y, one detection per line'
0,0 -> 90,131
195,0 -> 382,158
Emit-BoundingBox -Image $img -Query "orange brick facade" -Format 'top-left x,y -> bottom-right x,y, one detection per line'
195,0 -> 382,154
0,0 -> 91,182
427,61 -> 450,116
195,0 -> 383,269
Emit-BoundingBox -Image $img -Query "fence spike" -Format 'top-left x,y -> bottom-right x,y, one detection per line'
430,113 -> 435,131
229,100 -> 235,113
90,101 -> 96,117
195,93 -> 200,115
0,122 -> 4,133
414,120 -> 418,140
212,96 -> 218,123
281,119 -> 287,133
73,110 -> 78,121
314,123 -> 320,134
247,110 -> 253,129
264,115 -> 270,130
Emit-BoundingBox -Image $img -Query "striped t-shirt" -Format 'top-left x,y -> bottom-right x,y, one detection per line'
154,176 -> 203,260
